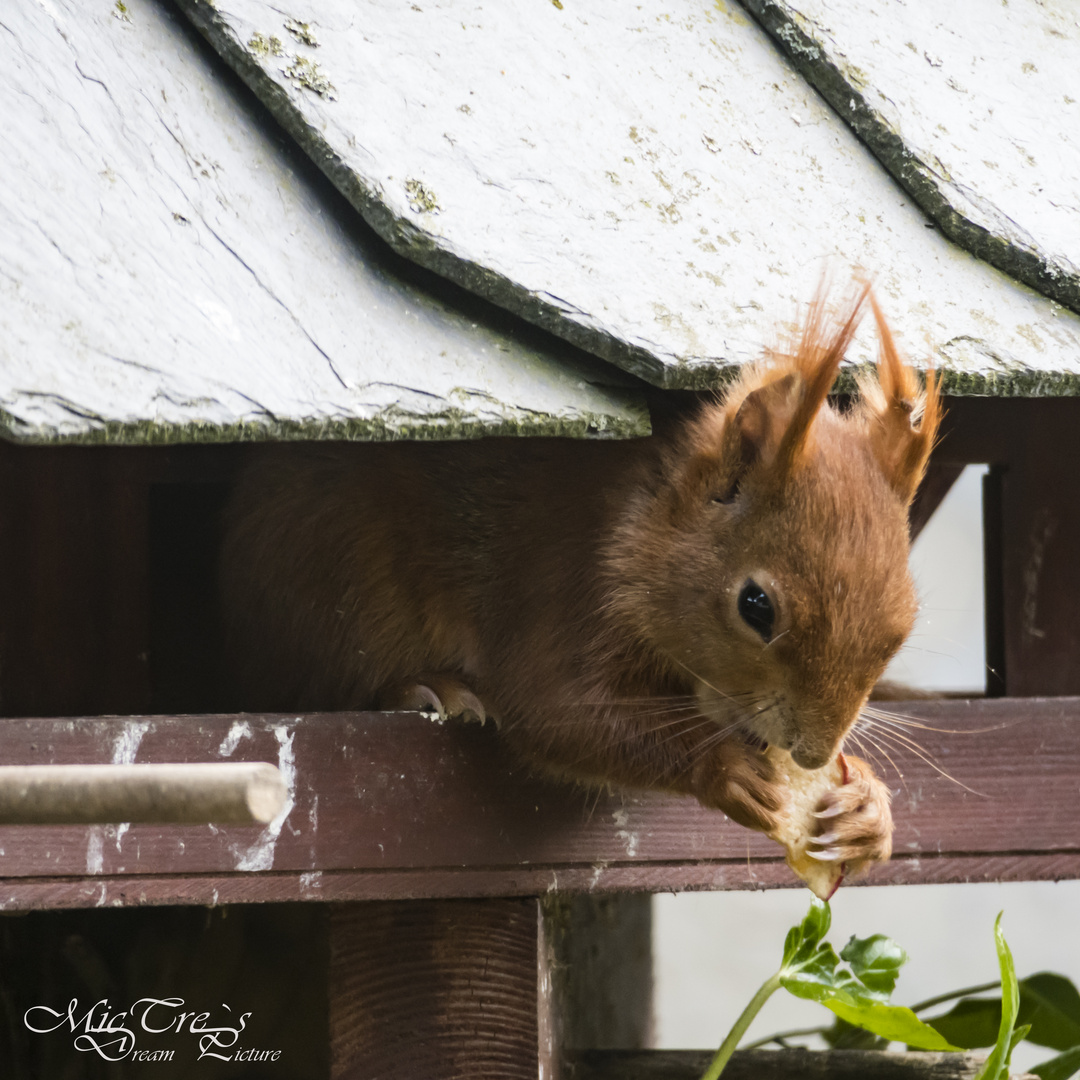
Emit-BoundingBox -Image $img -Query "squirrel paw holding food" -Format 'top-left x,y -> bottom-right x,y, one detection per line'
760,747 -> 894,899
221,282 -> 939,895
689,737 -> 787,834
810,753 -> 894,871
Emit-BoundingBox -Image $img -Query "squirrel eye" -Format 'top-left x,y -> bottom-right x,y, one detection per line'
737,579 -> 774,642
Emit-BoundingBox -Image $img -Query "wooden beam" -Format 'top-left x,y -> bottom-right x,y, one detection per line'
0,700 -> 1076,909
2,850 -> 1080,913
564,1049 -> 997,1079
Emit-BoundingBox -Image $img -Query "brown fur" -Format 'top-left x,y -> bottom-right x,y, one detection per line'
220,287 -> 941,874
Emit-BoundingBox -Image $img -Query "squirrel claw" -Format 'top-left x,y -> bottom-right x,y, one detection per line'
810,754 -> 893,876
377,674 -> 499,728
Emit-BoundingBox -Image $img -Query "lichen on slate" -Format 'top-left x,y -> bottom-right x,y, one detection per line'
282,55 -> 335,99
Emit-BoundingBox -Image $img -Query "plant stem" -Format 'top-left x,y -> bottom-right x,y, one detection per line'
911,981 -> 1002,1014
740,1025 -> 829,1051
700,972 -> 784,1080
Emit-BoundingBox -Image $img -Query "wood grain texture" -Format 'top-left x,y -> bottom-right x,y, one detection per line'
0,444 -> 153,718
543,894 -> 653,1053
564,1049 -> 1002,1079
329,898 -> 538,1080
998,408 -> 1080,696
0,698 -> 1077,909
3,850 -> 1080,914
931,398 -> 1080,697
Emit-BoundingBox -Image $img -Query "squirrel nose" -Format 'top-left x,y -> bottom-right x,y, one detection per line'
792,745 -> 832,770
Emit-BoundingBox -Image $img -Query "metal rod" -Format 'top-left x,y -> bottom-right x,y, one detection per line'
0,763 -> 287,825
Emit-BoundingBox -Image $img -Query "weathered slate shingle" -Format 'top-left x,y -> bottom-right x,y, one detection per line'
742,0 -> 1080,315
178,0 -> 1080,396
0,0 -> 647,445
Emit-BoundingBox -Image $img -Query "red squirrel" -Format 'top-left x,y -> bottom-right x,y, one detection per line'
220,285 -> 940,880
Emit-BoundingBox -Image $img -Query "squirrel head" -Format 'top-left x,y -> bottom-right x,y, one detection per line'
609,283 -> 942,769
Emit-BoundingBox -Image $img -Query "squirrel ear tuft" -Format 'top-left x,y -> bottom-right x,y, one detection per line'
860,291 -> 943,505
735,280 -> 869,486
733,372 -> 803,469
677,376 -> 801,508
775,282 -> 868,479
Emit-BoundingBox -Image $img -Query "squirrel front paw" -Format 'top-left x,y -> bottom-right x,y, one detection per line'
376,673 -> 497,726
689,738 -> 787,832
808,753 -> 893,875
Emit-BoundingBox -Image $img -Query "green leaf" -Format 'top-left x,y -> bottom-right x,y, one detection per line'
1031,1045 -> 1080,1080
841,934 -> 908,998
974,913 -> 1021,1080
781,942 -> 863,1002
927,997 -> 1003,1050
928,974 -> 1080,1052
825,998 -> 961,1051
779,901 -> 859,1002
775,898 -> 957,1053
1012,1025 -> 1033,1052
822,1016 -> 888,1050
780,951 -> 957,1051
1021,975 -> 1080,1051
782,897 -> 831,969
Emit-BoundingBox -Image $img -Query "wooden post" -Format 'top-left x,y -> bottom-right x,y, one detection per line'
328,898 -> 542,1079
544,894 -> 653,1056
0,444 -> 154,718
996,403 -> 1080,695
931,398 -> 1080,697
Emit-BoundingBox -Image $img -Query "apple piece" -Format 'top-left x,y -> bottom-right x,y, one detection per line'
765,746 -> 849,900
